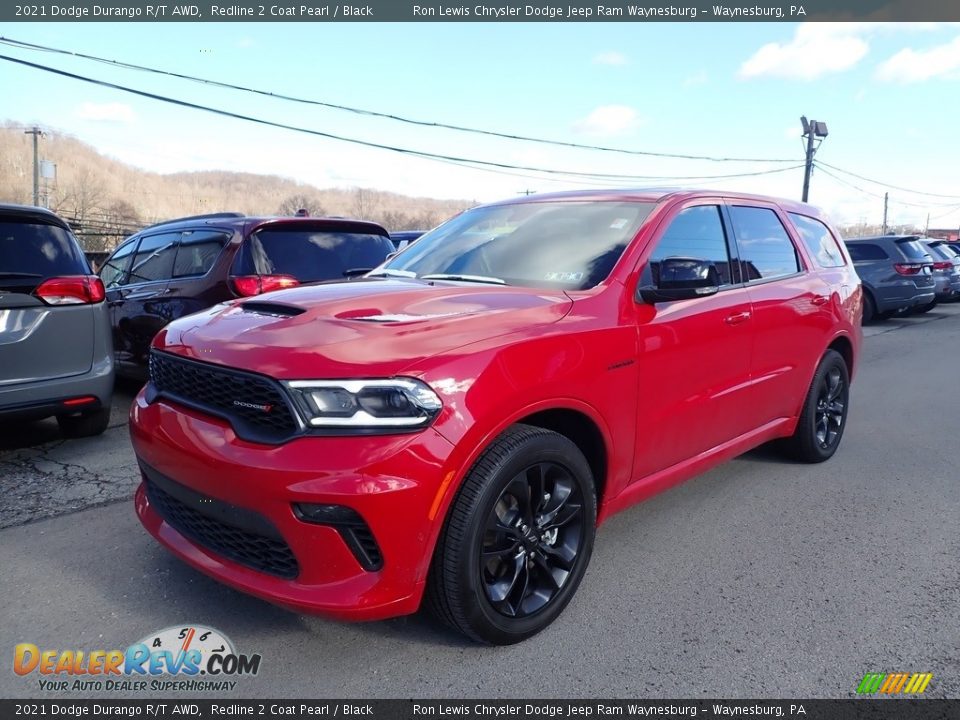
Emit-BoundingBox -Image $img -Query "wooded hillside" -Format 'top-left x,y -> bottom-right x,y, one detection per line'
0,122 -> 475,250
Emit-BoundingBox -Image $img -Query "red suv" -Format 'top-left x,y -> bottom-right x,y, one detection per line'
131,189 -> 861,644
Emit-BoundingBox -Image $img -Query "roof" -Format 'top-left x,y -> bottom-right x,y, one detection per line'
0,203 -> 72,229
135,212 -> 389,237
480,187 -> 825,216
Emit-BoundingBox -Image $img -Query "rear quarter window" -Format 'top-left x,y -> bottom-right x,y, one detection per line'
235,228 -> 394,282
788,213 -> 846,268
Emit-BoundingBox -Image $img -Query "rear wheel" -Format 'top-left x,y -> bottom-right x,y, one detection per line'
782,350 -> 849,463
861,292 -> 876,324
57,405 -> 111,438
428,424 -> 596,644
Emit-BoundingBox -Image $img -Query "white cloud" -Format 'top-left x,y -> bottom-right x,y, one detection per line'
572,105 -> 641,137
738,24 -> 869,80
75,102 -> 137,124
875,35 -> 960,82
592,51 -> 628,66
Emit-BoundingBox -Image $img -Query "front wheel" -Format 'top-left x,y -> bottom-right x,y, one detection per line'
428,424 -> 596,644
782,350 -> 850,463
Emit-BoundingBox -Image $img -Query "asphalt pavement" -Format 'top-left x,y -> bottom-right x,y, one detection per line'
1,308 -> 958,699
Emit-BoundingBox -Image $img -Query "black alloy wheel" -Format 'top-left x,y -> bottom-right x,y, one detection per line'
782,349 -> 850,463
814,365 -> 846,451
480,461 -> 585,619
428,424 -> 596,644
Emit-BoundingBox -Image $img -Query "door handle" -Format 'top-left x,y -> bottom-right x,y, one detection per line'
811,295 -> 829,306
724,311 -> 751,325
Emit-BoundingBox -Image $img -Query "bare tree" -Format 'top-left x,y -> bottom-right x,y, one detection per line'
277,193 -> 326,217
351,187 -> 381,220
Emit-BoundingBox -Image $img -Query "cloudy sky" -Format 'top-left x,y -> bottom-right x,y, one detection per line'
2,21 -> 960,229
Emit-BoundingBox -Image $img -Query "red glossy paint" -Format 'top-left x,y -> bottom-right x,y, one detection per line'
131,189 -> 862,621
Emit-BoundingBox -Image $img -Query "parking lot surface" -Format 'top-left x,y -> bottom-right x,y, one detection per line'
2,307 -> 959,698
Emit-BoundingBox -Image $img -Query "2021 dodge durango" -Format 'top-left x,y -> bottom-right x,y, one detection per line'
130,189 -> 862,644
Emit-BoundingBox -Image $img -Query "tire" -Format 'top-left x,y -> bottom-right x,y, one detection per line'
861,292 -> 876,325
782,350 -> 849,463
912,300 -> 937,314
57,405 -> 111,438
427,424 -> 596,645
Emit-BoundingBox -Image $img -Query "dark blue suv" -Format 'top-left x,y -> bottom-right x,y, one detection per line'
844,235 -> 935,323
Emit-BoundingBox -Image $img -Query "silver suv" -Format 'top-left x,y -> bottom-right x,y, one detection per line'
0,205 -> 114,437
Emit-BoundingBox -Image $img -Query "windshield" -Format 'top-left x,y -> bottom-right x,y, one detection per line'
380,201 -> 655,290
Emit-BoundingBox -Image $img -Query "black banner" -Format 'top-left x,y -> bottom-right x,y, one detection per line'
3,0 -> 960,23
2,700 -> 959,720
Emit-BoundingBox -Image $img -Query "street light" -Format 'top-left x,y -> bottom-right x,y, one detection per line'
801,116 -> 828,203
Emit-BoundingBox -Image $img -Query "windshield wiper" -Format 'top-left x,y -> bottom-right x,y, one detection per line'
421,273 -> 507,285
0,272 -> 43,279
366,269 -> 418,279
342,267 -> 374,277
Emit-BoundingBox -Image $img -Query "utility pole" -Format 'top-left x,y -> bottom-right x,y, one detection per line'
24,126 -> 43,206
882,192 -> 889,234
800,116 -> 828,203
518,189 -> 536,196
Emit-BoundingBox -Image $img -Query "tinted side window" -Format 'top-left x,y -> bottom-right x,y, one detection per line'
173,230 -> 230,278
0,220 -> 89,277
730,206 -> 800,281
845,243 -> 888,261
128,232 -> 179,284
100,239 -> 139,288
645,205 -> 733,286
788,213 -> 846,268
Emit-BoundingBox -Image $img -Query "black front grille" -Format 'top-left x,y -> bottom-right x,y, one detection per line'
145,475 -> 299,580
149,351 -> 298,442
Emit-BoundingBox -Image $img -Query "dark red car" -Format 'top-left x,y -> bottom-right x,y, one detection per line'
131,189 -> 862,644
99,212 -> 394,378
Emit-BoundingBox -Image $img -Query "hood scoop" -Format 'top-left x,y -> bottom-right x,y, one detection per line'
350,311 -> 469,323
241,301 -> 305,318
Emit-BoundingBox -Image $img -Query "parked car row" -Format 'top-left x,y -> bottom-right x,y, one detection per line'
0,203 -> 417,434
844,234 -> 960,323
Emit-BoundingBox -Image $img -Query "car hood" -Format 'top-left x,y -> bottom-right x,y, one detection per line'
155,278 -> 573,378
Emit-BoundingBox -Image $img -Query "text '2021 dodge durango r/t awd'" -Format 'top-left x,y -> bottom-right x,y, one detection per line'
130,189 -> 862,644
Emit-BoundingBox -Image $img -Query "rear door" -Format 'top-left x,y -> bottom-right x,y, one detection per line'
728,202 -> 832,425
108,231 -> 179,371
0,215 -> 95,387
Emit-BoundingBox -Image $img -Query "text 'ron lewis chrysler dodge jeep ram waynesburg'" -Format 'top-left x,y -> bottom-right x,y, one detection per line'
130,189 -> 862,644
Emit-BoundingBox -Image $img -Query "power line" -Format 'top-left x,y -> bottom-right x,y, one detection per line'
0,35 -> 798,165
0,53 -> 806,185
817,160 -> 960,201
814,164 -> 960,209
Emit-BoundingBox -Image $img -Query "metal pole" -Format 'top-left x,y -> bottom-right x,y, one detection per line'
801,126 -> 816,203
24,126 -> 42,206
882,192 -> 889,234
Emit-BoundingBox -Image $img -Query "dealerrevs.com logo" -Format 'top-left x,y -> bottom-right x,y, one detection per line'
13,625 -> 261,692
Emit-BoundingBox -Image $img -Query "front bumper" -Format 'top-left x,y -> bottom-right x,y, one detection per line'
130,390 -> 455,621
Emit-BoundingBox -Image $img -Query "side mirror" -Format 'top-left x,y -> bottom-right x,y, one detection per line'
637,257 -> 720,304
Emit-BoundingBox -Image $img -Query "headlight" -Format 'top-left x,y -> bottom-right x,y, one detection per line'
284,378 -> 442,429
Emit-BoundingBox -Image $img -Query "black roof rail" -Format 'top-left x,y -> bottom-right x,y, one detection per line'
140,212 -> 245,232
